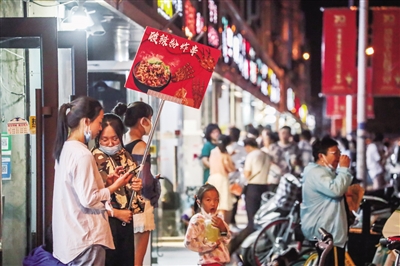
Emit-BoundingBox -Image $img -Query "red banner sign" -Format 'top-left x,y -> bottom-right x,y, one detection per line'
322,9 -> 357,95
326,68 -> 374,118
372,8 -> 400,96
326,95 -> 346,118
125,26 -> 221,109
326,96 -> 374,119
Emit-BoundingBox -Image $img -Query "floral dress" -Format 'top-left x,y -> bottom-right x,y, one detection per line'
184,213 -> 231,265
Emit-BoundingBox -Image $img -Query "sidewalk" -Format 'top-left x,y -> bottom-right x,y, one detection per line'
153,198 -> 248,266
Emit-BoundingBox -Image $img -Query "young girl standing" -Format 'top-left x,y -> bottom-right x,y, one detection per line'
184,184 -> 231,266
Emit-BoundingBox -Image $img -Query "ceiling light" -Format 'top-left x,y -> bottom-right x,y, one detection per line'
70,5 -> 94,29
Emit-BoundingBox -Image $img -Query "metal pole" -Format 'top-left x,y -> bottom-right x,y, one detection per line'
127,99 -> 165,210
346,95 -> 352,137
356,0 -> 368,185
346,0 -> 354,138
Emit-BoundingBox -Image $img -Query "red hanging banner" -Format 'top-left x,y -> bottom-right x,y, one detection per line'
326,95 -> 346,118
322,8 -> 357,95
326,68 -> 374,119
372,8 -> 400,96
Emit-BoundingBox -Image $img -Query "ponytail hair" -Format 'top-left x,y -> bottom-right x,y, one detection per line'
53,96 -> 103,162
112,101 -> 153,128
216,134 -> 231,154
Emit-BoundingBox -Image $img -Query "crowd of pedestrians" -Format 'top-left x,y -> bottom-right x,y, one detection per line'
195,121 -> 400,266
23,95 -> 400,266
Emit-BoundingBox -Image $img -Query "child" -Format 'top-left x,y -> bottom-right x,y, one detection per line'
184,184 -> 231,266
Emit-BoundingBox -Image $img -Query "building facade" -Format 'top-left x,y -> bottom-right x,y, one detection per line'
0,0 -> 310,264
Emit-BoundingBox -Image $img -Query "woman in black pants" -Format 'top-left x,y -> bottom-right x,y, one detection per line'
92,113 -> 143,266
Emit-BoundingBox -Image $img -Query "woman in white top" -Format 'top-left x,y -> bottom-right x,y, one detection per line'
207,134 -> 237,223
52,96 -> 133,265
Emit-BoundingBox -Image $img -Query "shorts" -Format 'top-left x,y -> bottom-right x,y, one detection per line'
133,199 -> 155,233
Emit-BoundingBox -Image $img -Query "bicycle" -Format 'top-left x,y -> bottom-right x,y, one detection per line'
302,227 -> 334,266
261,227 -> 333,266
251,201 -> 308,266
379,235 -> 400,265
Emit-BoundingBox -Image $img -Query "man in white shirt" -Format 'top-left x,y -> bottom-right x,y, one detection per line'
228,138 -> 270,254
366,132 -> 387,190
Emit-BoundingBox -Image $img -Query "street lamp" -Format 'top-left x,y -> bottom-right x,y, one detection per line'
302,52 -> 310,60
365,46 -> 374,56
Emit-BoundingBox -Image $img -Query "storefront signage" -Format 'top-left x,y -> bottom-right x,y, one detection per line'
2,155 -> 11,180
158,0 -> 183,20
208,0 -> 217,24
287,88 -> 295,111
221,16 -> 280,103
207,0 -> 219,48
1,133 -> 11,151
7,117 -> 30,135
196,11 -> 204,35
29,116 -> 36,135
125,26 -> 221,109
184,0 -> 196,39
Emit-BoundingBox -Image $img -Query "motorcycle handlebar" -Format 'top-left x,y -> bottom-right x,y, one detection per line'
318,227 -> 333,242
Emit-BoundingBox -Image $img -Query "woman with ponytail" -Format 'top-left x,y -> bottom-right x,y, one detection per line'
52,96 -> 134,265
113,101 -> 161,266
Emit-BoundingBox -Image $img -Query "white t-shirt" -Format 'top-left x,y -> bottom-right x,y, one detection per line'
52,140 -> 114,264
244,149 -> 270,185
366,142 -> 385,178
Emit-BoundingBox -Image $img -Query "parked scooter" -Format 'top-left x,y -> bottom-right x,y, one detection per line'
352,186 -> 400,234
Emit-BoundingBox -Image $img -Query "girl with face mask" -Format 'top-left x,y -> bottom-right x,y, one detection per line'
91,113 -> 143,266
52,97 -> 134,265
113,101 -> 161,266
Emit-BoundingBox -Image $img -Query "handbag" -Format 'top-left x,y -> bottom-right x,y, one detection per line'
229,183 -> 243,197
130,191 -> 145,214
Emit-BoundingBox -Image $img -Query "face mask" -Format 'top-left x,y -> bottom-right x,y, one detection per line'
99,144 -> 122,156
84,126 -> 92,144
141,117 -> 152,136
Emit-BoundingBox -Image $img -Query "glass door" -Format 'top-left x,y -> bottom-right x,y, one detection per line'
0,36 -> 40,266
0,18 -> 59,266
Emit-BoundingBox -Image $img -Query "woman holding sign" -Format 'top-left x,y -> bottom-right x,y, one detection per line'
113,102 -> 161,266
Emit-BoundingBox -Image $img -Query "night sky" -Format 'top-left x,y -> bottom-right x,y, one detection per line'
300,0 -> 400,135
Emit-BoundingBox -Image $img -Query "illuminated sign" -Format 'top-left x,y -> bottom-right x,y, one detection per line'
207,0 -> 219,48
287,88 -> 295,111
208,26 -> 219,47
221,16 -> 280,104
184,0 -> 196,39
208,0 -> 218,24
158,0 -> 183,20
